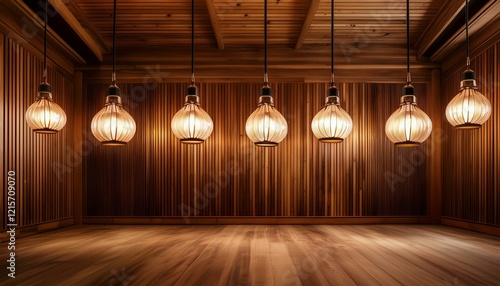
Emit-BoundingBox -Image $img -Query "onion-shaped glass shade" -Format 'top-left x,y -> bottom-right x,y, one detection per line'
25,83 -> 67,134
446,70 -> 491,129
246,91 -> 288,147
171,87 -> 214,144
91,86 -> 136,146
311,87 -> 352,143
385,86 -> 432,147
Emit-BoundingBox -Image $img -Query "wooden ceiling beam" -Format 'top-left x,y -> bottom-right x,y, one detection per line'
205,0 -> 224,50
415,0 -> 464,60
106,45 -> 431,66
48,0 -> 108,62
295,0 -> 321,50
441,11 -> 500,76
416,0 -> 500,62
0,0 -> 84,75
77,44 -> 438,83
430,0 -> 500,63
78,66 -> 434,84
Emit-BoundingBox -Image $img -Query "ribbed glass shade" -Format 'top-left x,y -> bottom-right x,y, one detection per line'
25,83 -> 67,134
246,94 -> 288,147
311,89 -> 352,143
91,88 -> 136,146
171,93 -> 213,144
385,90 -> 432,147
446,71 -> 491,129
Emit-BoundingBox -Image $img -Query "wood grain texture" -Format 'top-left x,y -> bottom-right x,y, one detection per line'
82,81 -> 436,217
70,0 -> 445,49
0,35 -> 74,232
205,0 -> 224,50
305,0 -> 445,46
1,225 -> 499,285
295,0 -> 320,50
441,42 -> 500,226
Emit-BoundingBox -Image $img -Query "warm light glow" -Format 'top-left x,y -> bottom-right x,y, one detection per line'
311,88 -> 352,143
246,95 -> 288,147
385,90 -> 432,147
25,83 -> 67,134
91,88 -> 136,146
446,71 -> 491,129
171,92 -> 213,144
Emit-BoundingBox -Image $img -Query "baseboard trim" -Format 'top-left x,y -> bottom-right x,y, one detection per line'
441,217 -> 500,236
0,218 -> 74,242
82,216 -> 433,225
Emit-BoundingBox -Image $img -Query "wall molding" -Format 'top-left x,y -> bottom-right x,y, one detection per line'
83,216 -> 433,225
0,218 -> 74,242
441,217 -> 500,237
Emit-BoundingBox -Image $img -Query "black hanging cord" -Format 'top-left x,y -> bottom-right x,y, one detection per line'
43,0 -> 47,82
330,0 -> 334,84
406,0 -> 411,84
264,0 -> 268,84
191,0 -> 195,83
112,0 -> 117,85
465,0 -> 470,68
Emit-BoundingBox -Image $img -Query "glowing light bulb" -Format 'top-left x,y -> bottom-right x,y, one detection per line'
26,83 -> 67,134
91,85 -> 136,146
385,85 -> 432,147
171,85 -> 213,144
245,86 -> 287,147
446,70 -> 491,129
311,86 -> 352,143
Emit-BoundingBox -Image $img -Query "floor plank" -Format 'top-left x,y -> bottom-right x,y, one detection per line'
1,225 -> 499,285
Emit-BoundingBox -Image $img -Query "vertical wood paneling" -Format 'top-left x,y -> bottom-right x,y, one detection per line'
0,35 -> 74,231
442,42 -> 500,226
0,35 -> 4,229
83,79 -> 433,217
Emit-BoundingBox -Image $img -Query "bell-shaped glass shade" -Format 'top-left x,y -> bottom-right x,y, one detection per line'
311,90 -> 352,143
385,91 -> 432,147
446,71 -> 491,129
91,88 -> 136,146
246,95 -> 288,147
171,93 -> 214,144
26,83 -> 67,134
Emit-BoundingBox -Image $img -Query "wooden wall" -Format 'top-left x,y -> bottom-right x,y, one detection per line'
441,42 -> 500,226
0,35 -> 74,233
83,80 -> 437,218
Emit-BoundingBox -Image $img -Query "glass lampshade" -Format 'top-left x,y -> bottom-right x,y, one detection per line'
91,85 -> 136,146
311,87 -> 352,143
385,85 -> 432,147
245,87 -> 287,147
25,83 -> 67,134
446,70 -> 491,129
171,85 -> 213,144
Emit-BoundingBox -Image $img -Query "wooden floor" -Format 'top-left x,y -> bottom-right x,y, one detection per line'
1,225 -> 500,285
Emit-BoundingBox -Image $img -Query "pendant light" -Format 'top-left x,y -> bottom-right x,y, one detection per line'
91,0 -> 136,146
311,0 -> 352,143
171,0 -> 213,144
385,0 -> 432,147
25,0 -> 67,134
445,0 -> 491,129
245,0 -> 288,147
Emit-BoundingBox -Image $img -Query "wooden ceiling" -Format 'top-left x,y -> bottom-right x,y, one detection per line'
19,0 -> 500,81
72,0 -> 444,50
